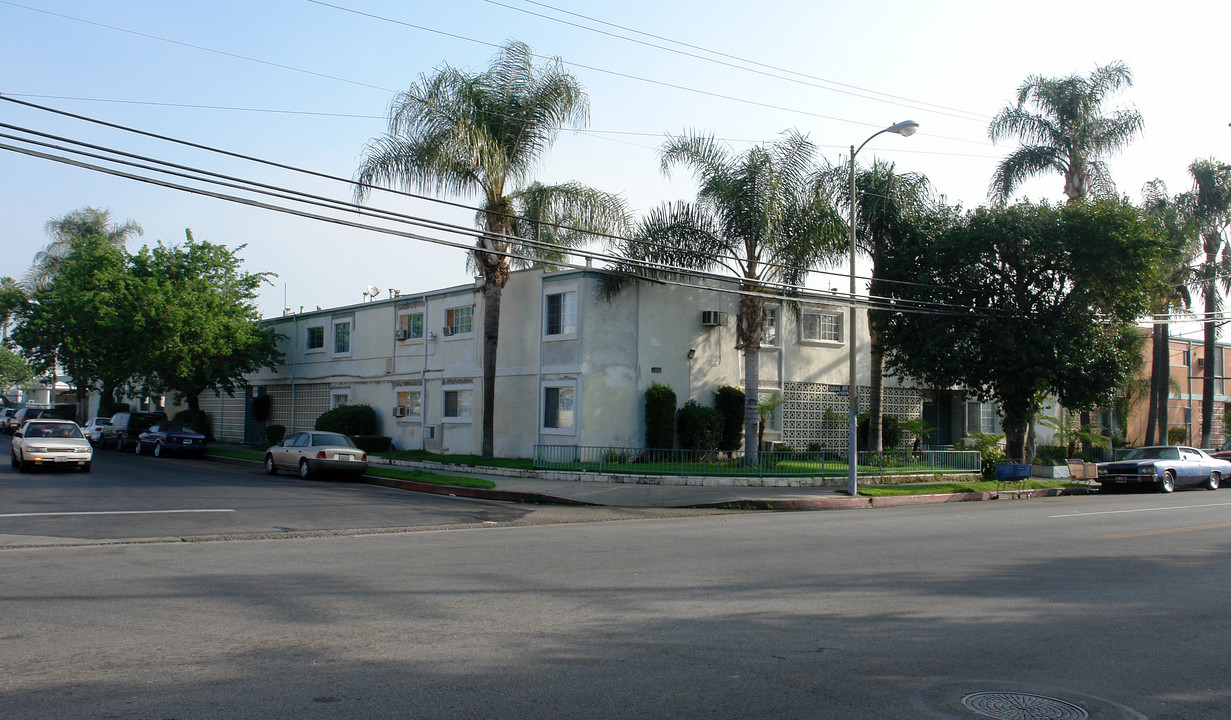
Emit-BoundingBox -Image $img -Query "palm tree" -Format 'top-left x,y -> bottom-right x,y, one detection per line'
821,159 -> 931,452
26,207 -> 142,290
1178,159 -> 1231,447
988,61 -> 1143,203
353,41 -> 628,458
609,130 -> 844,464
0,276 -> 24,343
1140,180 -> 1198,445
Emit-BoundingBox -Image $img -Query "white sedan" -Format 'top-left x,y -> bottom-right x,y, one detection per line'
264,431 -> 368,479
11,419 -> 93,473
82,417 -> 111,445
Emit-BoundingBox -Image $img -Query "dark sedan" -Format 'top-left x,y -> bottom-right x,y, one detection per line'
1097,446 -> 1230,493
135,422 -> 207,458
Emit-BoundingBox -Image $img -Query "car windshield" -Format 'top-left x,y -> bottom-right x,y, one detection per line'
1122,447 -> 1181,460
312,433 -> 356,448
25,422 -> 84,439
157,422 -> 195,434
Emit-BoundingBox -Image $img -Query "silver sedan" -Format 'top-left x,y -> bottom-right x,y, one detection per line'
264,431 -> 368,479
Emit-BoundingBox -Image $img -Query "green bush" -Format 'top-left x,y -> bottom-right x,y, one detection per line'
858,414 -> 903,450
173,409 -> 213,439
676,399 -> 723,452
264,423 -> 286,446
1168,426 -> 1186,445
713,386 -> 745,452
315,404 -> 378,436
353,435 -> 392,453
1032,444 -> 1069,466
645,383 -> 677,449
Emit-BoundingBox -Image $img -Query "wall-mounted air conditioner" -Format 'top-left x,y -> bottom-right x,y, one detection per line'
395,329 -> 409,340
701,310 -> 724,326
392,406 -> 406,417
1197,357 -> 1206,369
423,425 -> 436,439
442,326 -> 456,337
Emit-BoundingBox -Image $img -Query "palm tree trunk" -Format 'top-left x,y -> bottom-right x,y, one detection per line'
1145,323 -> 1164,445
480,274 -> 504,459
743,348 -> 759,466
1157,323 -> 1170,445
868,322 -> 884,453
1202,289 -> 1216,447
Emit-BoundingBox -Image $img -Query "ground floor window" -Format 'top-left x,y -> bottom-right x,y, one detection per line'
396,390 -> 422,418
543,385 -> 576,431
444,389 -> 472,419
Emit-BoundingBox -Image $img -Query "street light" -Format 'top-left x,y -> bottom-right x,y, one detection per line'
848,120 -> 919,498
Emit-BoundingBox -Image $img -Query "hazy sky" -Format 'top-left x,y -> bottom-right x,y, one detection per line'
3,0 -> 1229,339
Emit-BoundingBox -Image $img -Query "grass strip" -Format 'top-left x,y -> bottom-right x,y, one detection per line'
207,448 -> 264,462
853,479 -> 1079,497
363,465 -> 496,489
374,450 -> 532,469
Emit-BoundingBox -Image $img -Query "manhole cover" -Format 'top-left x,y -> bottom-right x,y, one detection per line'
961,692 -> 1089,720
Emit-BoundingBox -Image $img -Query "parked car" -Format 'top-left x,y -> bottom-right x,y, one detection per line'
11,419 -> 92,473
10,407 -> 73,435
264,431 -> 368,479
101,411 -> 168,451
1097,445 -> 1231,493
1212,439 -> 1231,459
82,417 -> 111,445
135,422 -> 207,457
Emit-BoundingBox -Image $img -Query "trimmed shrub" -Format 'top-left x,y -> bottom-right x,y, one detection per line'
713,385 -> 745,452
252,393 -> 272,423
858,414 -> 903,450
677,399 -> 723,453
645,383 -> 677,449
1032,444 -> 1068,466
264,424 -> 286,446
174,409 -> 213,439
353,435 -> 392,453
1168,426 -> 1186,445
315,404 -> 378,436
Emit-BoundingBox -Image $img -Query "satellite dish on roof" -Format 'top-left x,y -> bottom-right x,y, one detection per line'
365,284 -> 380,299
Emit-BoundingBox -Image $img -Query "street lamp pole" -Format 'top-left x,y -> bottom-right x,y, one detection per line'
848,120 -> 919,498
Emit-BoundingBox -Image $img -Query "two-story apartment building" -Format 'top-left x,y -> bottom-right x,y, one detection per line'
201,267 -> 1001,457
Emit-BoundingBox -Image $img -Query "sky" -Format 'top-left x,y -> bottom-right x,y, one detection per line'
3,0 -> 1230,340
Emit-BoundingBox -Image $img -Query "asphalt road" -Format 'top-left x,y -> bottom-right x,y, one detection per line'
3,441 -> 1231,719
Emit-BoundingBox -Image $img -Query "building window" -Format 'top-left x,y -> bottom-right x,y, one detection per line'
545,292 -> 577,336
444,389 -> 472,419
396,390 -> 422,417
445,306 -> 473,335
543,386 -> 575,430
1182,350 -> 1191,366
306,325 -> 324,350
758,391 -> 781,432
334,321 -> 351,354
763,307 -> 779,346
400,313 -> 424,340
801,311 -> 842,342
332,392 -> 349,409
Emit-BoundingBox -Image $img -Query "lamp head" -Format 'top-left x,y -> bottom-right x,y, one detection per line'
888,120 -> 919,137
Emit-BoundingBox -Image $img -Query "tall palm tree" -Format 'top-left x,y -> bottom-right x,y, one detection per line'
821,159 -> 931,452
353,41 -> 628,458
609,130 -> 844,464
1178,159 -> 1231,447
1140,180 -> 1198,445
988,61 -> 1143,204
26,207 -> 142,291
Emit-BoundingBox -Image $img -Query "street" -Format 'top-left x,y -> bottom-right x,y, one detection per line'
3,440 -> 1231,718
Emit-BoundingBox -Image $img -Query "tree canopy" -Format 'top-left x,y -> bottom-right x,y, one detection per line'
875,199 -> 1167,459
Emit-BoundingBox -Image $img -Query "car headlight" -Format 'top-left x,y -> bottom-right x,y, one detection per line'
1139,467 -> 1157,476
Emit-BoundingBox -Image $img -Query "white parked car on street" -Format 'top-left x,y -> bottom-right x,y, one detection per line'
82,417 -> 111,445
264,431 -> 368,479
11,419 -> 93,473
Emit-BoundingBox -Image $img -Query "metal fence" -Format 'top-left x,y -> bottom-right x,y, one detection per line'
534,445 -> 982,477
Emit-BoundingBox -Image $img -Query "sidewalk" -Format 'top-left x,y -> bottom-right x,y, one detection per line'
211,448 -> 1091,510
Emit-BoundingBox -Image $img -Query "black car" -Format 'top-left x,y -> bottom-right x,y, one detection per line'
101,411 -> 168,451
135,422 -> 207,457
9,407 -> 73,435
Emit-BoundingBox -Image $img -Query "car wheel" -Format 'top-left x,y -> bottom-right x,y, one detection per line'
264,454 -> 278,475
153,442 -> 163,458
17,452 -> 28,473
299,458 -> 311,480
81,462 -> 91,474
134,440 -> 142,455
10,451 -> 16,469
1207,471 -> 1221,491
1159,471 -> 1176,494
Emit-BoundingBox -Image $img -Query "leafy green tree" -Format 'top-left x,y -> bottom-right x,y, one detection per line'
876,199 -> 1166,460
0,277 -> 24,343
27,206 -> 141,291
821,159 -> 932,451
1177,159 -> 1231,446
608,130 -> 843,464
988,62 -> 1143,203
644,382 -> 677,449
0,345 -> 35,391
354,41 -> 628,458
129,231 -> 282,431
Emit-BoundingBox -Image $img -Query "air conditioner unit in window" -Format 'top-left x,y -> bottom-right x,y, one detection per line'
392,406 -> 406,417
442,326 -> 456,337
423,425 -> 436,439
395,329 -> 408,340
1196,357 -> 1206,369
700,310 -> 724,326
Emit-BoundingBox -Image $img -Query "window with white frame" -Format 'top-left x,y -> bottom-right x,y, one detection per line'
762,307 -> 779,346
544,291 -> 577,337
399,312 -> 424,340
443,389 -> 473,419
801,310 -> 843,343
332,391 -> 350,409
396,389 -> 422,417
334,320 -> 351,354
306,325 -> 325,351
542,385 -> 576,431
445,306 -> 473,335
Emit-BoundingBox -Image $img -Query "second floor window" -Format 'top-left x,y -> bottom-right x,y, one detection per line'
334,321 -> 351,353
445,306 -> 473,335
763,307 -> 779,346
545,292 -> 577,336
400,313 -> 424,339
306,325 -> 324,350
801,311 -> 842,343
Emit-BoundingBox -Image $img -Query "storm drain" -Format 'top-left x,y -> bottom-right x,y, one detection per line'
961,692 -> 1090,720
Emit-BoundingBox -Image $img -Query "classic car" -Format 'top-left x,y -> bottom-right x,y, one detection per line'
1097,446 -> 1230,493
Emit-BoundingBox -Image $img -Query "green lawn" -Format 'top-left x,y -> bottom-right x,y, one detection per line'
852,479 -> 1080,497
541,459 -> 975,477
204,447 -> 496,489
375,449 -> 533,470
